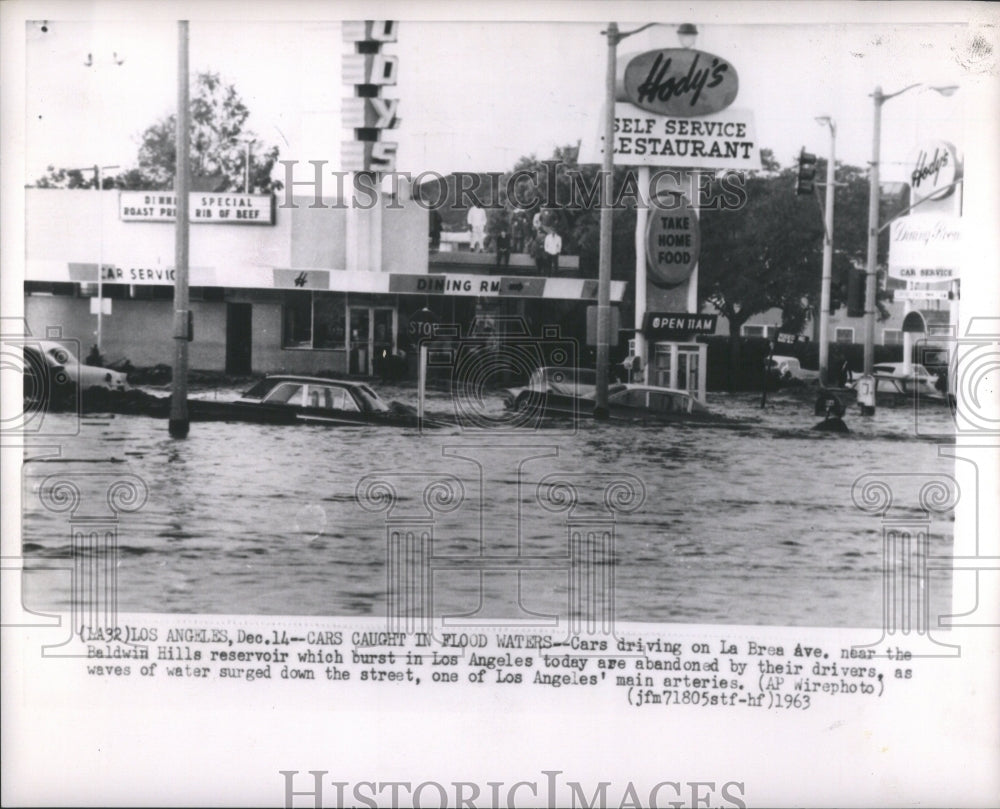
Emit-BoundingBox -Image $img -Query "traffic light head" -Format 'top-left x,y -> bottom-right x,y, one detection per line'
796,148 -> 817,195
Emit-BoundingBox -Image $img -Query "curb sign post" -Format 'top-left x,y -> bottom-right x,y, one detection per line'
408,307 -> 439,422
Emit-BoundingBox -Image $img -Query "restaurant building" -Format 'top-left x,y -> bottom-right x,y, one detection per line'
23,187 -> 625,376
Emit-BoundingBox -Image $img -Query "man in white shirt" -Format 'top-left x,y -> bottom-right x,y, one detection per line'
543,229 -> 562,275
466,205 -> 487,252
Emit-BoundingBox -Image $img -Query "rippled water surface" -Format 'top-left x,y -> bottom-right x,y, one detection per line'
21,387 -> 957,626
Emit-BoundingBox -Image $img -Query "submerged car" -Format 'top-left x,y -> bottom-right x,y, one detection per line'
504,367 -> 711,422
22,340 -> 127,403
224,375 -> 429,427
502,366 -> 597,411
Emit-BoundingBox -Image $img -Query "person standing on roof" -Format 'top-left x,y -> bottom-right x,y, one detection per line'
467,204 -> 487,252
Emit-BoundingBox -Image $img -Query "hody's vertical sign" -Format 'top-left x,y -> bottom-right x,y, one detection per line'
341,20 -> 400,173
909,141 -> 960,203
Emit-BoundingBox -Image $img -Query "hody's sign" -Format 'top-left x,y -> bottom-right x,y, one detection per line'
909,141 -> 960,203
341,20 -> 400,173
620,48 -> 739,117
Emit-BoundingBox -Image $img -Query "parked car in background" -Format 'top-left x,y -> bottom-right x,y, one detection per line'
766,355 -> 819,382
871,362 -> 941,396
848,362 -> 946,406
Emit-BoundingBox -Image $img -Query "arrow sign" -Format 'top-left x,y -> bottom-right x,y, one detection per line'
893,289 -> 951,302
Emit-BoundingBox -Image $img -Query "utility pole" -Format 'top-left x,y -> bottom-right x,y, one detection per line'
169,20 -> 191,439
815,118 -> 836,386
595,22 -> 619,420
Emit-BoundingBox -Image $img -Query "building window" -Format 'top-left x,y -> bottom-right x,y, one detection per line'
190,287 -> 226,302
313,293 -> 347,349
283,291 -> 313,348
835,327 -> 854,344
740,324 -> 776,339
130,285 -> 174,300
24,281 -> 77,296
883,329 -> 902,346
282,291 -> 347,349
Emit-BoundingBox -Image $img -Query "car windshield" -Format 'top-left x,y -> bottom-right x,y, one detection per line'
241,378 -> 279,399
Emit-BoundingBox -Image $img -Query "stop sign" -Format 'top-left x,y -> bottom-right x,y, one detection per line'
406,307 -> 440,347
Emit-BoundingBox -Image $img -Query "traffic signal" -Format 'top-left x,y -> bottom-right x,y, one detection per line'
796,148 -> 817,195
847,269 -> 866,317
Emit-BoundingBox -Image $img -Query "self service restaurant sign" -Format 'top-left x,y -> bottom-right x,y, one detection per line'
583,45 -> 759,170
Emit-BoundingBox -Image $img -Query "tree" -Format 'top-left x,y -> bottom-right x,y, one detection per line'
32,72 -> 282,193
699,162 -> 827,342
484,144 -> 637,281
698,153 -> 905,384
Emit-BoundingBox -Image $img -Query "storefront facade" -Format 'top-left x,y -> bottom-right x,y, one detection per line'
24,188 -> 625,376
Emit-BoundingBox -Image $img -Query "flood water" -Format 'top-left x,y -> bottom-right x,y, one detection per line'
20,386 -> 957,627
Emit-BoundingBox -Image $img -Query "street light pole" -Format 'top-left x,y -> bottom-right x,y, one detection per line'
862,83 -> 958,381
863,88 -> 885,378
595,22 -> 620,419
815,118 -> 835,386
169,20 -> 191,439
241,137 -> 255,194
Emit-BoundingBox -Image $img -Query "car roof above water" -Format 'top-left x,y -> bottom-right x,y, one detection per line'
258,375 -> 366,387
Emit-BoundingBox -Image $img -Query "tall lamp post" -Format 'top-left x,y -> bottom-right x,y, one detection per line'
596,21 -> 698,418
814,117 -> 835,386
83,50 -> 124,355
863,83 -> 958,378
238,136 -> 255,194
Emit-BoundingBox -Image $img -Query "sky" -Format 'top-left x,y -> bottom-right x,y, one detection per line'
19,4 -> 997,188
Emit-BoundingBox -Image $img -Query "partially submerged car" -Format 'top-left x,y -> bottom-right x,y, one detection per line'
504,367 -> 712,422
24,340 -> 128,392
223,375 -> 430,427
502,366 -> 597,411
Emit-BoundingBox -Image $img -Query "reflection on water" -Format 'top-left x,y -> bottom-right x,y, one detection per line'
21,390 -> 956,626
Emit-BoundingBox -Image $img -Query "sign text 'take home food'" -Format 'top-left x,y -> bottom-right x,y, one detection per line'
621,48 -> 739,117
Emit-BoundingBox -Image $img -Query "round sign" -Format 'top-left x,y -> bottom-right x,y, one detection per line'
622,48 -> 739,117
645,192 -> 700,288
909,141 -> 959,203
406,307 -> 440,347
901,311 -> 927,334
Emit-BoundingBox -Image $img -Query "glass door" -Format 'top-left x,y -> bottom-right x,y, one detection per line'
372,308 -> 395,377
349,307 -> 370,375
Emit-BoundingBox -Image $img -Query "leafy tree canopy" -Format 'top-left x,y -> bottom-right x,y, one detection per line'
33,72 -> 282,193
